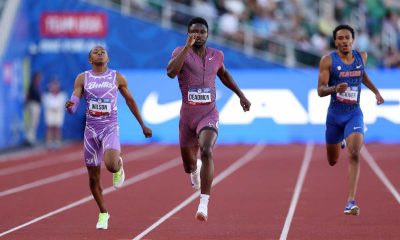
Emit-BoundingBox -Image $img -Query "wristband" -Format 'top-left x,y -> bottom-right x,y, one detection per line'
67,95 -> 80,114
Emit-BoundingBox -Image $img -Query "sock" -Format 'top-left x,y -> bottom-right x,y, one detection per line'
200,194 -> 210,205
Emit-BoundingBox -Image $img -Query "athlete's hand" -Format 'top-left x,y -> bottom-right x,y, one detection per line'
240,96 -> 251,112
185,33 -> 197,47
142,126 -> 153,138
65,100 -> 74,111
376,93 -> 384,105
335,82 -> 348,93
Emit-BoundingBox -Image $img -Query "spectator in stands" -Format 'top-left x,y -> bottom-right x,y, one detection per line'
42,78 -> 67,149
25,72 -> 42,146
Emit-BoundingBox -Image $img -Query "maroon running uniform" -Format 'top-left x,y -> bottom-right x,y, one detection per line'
171,46 -> 224,147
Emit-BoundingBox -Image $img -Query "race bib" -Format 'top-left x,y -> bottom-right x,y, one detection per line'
88,98 -> 112,116
336,87 -> 358,104
188,88 -> 212,105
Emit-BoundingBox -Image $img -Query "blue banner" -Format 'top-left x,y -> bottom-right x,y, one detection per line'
117,69 -> 400,144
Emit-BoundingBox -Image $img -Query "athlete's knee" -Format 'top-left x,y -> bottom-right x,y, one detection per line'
200,146 -> 213,160
327,155 -> 338,166
349,150 -> 360,163
183,161 -> 196,174
104,157 -> 121,173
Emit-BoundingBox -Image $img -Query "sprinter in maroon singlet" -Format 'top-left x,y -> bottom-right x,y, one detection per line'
167,17 -> 251,222
65,46 -> 152,229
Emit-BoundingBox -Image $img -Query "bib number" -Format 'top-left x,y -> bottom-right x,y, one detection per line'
88,98 -> 111,116
188,88 -> 211,105
336,87 -> 358,104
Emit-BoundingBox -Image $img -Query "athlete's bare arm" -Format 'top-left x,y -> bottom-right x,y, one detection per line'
65,73 -> 84,110
317,55 -> 348,97
217,64 -> 251,112
117,72 -> 152,138
167,34 -> 196,78
359,52 -> 384,105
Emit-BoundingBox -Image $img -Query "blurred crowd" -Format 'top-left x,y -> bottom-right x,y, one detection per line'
128,0 -> 400,68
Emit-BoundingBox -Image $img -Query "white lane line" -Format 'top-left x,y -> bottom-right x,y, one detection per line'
280,143 -> 314,240
0,151 -> 82,176
132,144 -> 265,240
0,156 -> 181,238
0,144 -> 163,176
361,146 -> 400,204
0,145 -> 165,197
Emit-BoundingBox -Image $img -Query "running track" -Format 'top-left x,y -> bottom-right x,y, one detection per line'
0,143 -> 399,239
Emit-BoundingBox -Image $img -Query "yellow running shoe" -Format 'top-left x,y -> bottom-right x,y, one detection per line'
96,212 -> 110,229
113,157 -> 125,189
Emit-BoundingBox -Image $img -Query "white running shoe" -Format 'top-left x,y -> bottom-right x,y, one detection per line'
113,157 -> 125,189
195,203 -> 208,222
190,159 -> 202,190
96,212 -> 110,229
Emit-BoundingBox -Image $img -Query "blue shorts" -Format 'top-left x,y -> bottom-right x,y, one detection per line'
325,107 -> 364,144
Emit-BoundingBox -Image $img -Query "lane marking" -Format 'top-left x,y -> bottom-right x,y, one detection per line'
132,144 -> 265,240
0,156 -> 181,238
280,143 -> 314,240
0,145 -> 165,197
361,146 -> 400,204
0,144 -> 163,176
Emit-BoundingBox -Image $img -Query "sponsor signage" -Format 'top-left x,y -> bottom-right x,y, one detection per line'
117,69 -> 400,144
40,12 -> 107,37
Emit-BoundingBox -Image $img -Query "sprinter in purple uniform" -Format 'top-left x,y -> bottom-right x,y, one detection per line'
167,17 -> 251,222
66,45 -> 152,229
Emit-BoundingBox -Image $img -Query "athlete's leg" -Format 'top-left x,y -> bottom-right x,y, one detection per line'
345,132 -> 363,201
326,143 -> 341,166
198,129 -> 217,195
180,146 -> 199,174
87,166 -> 107,213
104,149 -> 121,173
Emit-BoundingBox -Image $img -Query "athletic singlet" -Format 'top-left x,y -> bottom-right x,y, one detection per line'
329,50 -> 364,112
83,69 -> 118,126
171,46 -> 224,105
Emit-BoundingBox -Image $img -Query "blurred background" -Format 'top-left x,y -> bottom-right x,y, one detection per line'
0,0 -> 399,150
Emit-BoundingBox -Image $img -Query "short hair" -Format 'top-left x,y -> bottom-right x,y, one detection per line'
333,24 -> 355,40
187,17 -> 208,32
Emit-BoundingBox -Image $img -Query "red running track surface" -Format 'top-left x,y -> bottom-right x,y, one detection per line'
0,143 -> 398,240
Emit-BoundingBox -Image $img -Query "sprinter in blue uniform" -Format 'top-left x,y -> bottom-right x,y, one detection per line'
317,25 -> 384,216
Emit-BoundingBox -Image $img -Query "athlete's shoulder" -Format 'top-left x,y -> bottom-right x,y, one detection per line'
207,47 -> 223,56
319,53 -> 332,67
356,50 -> 368,62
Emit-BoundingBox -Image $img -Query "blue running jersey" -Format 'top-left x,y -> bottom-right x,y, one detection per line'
329,50 -> 364,112
325,50 -> 365,144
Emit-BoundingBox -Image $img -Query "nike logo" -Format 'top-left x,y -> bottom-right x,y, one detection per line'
353,126 -> 362,130
208,56 -> 214,61
356,65 -> 362,69
142,92 -> 181,124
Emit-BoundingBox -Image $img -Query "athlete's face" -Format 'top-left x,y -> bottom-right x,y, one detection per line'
188,23 -> 208,48
89,46 -> 109,65
335,29 -> 353,55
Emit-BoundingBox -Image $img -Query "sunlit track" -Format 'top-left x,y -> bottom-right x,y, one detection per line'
0,156 -> 182,238
0,151 -> 82,176
0,144 -> 167,197
361,146 -> 400,204
280,143 -> 314,240
132,144 -> 265,240
0,144 -> 163,177
0,145 -> 72,162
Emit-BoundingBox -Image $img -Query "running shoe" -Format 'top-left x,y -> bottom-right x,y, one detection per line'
344,200 -> 360,216
113,157 -> 125,189
341,139 -> 347,149
195,203 -> 208,222
96,212 -> 110,229
190,159 -> 202,190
